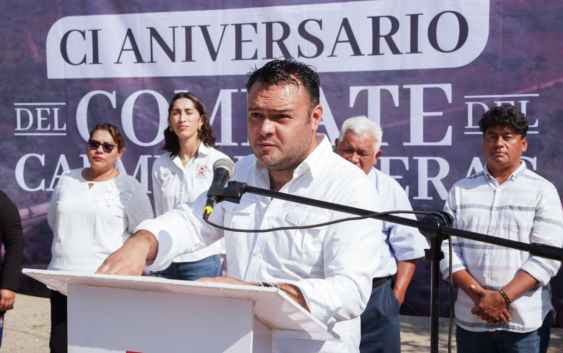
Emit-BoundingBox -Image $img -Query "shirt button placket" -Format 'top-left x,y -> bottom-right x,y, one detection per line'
247,212 -> 272,282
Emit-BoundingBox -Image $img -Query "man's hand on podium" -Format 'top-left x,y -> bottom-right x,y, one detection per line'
96,230 -> 159,276
197,277 -> 310,313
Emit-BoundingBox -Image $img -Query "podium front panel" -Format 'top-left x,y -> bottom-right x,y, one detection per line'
68,284 -> 254,353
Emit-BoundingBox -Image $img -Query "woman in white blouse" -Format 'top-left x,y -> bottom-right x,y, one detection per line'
47,123 -> 153,353
151,92 -> 230,280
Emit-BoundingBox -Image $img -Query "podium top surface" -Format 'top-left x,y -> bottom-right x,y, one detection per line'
24,269 -> 339,342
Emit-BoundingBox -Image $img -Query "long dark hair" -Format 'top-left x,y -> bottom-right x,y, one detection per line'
162,92 -> 216,158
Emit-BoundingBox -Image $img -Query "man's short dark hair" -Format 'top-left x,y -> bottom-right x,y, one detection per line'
478,105 -> 528,138
246,59 -> 320,108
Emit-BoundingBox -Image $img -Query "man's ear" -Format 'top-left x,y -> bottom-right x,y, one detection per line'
310,104 -> 323,132
374,150 -> 382,166
335,138 -> 340,149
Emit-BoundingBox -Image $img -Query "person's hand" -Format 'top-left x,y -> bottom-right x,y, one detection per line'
196,277 -> 256,286
470,285 -> 511,323
96,231 -> 157,275
0,289 -> 16,311
393,288 -> 406,307
482,308 -> 512,325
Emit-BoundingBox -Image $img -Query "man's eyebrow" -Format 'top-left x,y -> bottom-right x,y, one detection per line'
248,107 -> 294,113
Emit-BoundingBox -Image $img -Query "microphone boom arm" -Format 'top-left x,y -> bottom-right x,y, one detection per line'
212,181 -> 563,353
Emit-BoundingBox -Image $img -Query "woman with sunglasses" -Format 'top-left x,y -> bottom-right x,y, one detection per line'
46,123 -> 153,353
150,92 -> 230,281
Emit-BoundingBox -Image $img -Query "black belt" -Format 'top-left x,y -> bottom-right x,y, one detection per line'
372,276 -> 391,289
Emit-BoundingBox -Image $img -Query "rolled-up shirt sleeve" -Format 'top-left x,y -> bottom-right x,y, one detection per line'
137,192 -> 224,271
293,180 -> 382,324
520,184 -> 563,285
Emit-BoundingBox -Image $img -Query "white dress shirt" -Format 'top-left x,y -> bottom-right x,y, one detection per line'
48,169 -> 154,273
138,135 -> 382,353
152,143 -> 230,262
441,163 -> 563,332
367,168 -> 428,278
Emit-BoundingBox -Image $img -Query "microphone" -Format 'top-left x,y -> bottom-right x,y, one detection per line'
203,158 -> 236,220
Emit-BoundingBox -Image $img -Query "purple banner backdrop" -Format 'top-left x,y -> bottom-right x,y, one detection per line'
1,0 -> 563,325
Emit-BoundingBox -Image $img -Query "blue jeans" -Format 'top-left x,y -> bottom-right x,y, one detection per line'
150,255 -> 221,281
456,315 -> 550,353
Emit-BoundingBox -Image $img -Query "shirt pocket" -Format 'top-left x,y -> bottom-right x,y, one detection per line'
222,199 -> 256,248
277,208 -> 329,266
506,205 -> 535,241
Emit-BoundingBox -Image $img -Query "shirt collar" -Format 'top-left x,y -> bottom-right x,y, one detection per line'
170,142 -> 208,168
293,134 -> 330,180
367,167 -> 377,184
197,142 -> 210,157
484,161 -> 527,181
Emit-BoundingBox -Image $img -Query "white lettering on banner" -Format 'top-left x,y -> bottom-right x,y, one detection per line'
350,85 -> 399,147
463,94 -> 540,135
413,157 -> 449,200
209,89 -> 239,146
71,84 -> 458,149
379,157 -> 409,196
48,155 -> 70,191
15,154 -> 46,192
46,0 -> 490,78
14,103 -> 67,136
13,151 -> 540,196
76,90 -> 117,140
132,155 -> 153,193
465,102 -> 488,130
466,156 -> 483,177
76,90 -> 168,145
521,156 -> 537,170
15,109 -> 33,131
121,90 -> 169,147
15,153 -> 160,193
403,84 -> 452,146
318,88 -> 339,145
80,154 -> 90,168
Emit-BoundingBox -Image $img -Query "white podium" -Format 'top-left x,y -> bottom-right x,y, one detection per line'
24,269 -> 339,353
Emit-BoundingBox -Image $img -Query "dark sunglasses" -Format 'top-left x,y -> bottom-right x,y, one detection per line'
87,139 -> 117,153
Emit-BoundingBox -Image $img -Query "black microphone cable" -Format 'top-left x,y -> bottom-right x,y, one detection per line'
204,208 -> 456,352
203,209 -> 433,233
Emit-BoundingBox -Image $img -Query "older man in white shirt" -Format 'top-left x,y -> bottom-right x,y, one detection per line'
335,116 -> 429,353
97,59 -> 382,353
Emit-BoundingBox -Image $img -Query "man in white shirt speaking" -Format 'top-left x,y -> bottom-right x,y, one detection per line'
96,59 -> 382,353
335,116 -> 429,353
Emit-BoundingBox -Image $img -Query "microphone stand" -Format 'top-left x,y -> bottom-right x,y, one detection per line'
214,181 -> 563,353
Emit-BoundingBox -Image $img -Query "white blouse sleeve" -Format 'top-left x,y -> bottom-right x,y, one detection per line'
125,183 -> 154,234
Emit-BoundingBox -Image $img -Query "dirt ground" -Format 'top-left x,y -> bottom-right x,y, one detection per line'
3,294 -> 562,352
